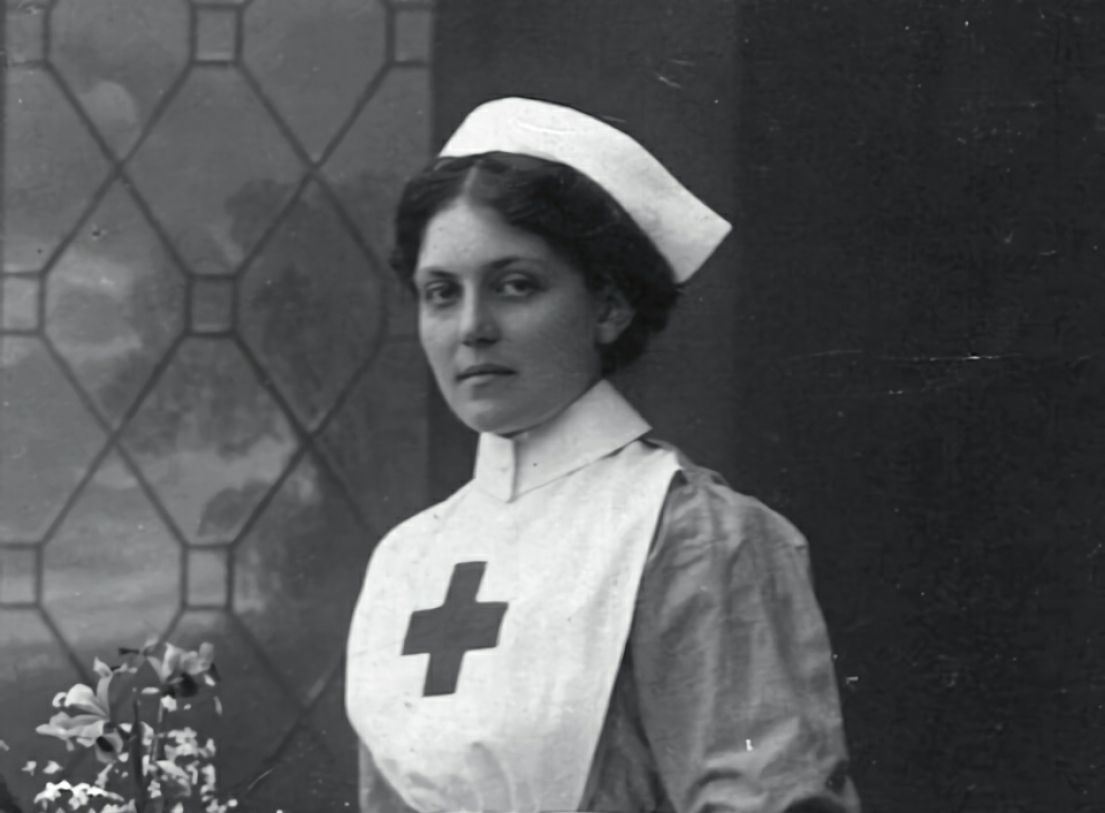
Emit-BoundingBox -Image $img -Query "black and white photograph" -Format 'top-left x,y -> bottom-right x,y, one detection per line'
0,2 -> 1101,812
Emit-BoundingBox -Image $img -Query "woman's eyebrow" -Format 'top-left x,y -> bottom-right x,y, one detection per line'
415,255 -> 546,279
487,255 -> 544,270
413,266 -> 456,279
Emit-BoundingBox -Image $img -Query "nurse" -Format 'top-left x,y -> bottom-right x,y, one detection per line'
346,97 -> 860,813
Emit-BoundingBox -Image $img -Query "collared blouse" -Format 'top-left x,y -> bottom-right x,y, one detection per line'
350,382 -> 860,813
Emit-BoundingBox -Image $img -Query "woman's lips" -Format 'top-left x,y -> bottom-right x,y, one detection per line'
456,364 -> 515,382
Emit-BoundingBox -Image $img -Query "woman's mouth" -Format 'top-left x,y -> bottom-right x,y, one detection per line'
456,364 -> 515,383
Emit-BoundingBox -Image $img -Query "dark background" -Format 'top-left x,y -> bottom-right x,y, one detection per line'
432,2 -> 1105,811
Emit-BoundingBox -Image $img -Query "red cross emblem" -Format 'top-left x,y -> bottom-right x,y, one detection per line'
402,562 -> 509,696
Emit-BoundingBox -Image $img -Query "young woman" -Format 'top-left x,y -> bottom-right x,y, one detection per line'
346,97 -> 860,813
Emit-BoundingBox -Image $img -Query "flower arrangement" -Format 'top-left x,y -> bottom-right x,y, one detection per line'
0,641 -> 237,813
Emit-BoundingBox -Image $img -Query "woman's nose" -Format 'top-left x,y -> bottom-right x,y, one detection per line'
459,293 -> 500,346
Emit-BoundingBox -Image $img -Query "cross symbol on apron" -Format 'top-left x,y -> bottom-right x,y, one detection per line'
402,561 -> 509,696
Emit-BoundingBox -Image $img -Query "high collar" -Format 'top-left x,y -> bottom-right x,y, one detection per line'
472,380 -> 651,502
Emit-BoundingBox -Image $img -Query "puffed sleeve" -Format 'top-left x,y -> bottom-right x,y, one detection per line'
630,462 -> 861,813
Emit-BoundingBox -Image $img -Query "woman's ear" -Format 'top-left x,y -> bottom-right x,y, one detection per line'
595,285 -> 635,346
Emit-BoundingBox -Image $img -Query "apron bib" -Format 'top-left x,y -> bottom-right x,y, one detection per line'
346,441 -> 679,813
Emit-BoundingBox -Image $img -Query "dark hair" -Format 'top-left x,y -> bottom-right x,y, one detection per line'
390,151 -> 680,373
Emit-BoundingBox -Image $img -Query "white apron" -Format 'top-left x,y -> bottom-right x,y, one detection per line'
346,382 -> 680,813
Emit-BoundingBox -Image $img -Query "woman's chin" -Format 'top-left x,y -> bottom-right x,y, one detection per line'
453,398 -> 547,437
452,386 -> 593,436
459,409 -> 528,437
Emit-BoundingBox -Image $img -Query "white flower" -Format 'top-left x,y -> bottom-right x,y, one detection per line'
154,759 -> 192,792
43,760 -> 63,775
37,668 -> 126,763
148,642 -> 217,697
161,694 -> 179,712
201,763 -> 217,794
101,804 -> 137,813
68,781 -> 89,808
21,760 -> 35,774
33,779 -> 72,803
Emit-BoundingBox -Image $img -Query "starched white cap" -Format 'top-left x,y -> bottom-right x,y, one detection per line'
439,97 -> 731,283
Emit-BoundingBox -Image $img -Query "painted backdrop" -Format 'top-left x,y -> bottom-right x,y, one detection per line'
0,2 -> 433,810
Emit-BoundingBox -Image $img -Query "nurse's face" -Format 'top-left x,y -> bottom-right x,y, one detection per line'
414,198 -> 623,436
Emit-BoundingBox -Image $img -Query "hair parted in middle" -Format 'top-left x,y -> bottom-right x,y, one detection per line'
390,151 -> 681,374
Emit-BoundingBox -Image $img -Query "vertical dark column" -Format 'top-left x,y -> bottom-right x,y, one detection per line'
0,7 -> 6,292
736,2 -> 1105,810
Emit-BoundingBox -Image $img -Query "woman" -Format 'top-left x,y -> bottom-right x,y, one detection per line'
346,97 -> 860,813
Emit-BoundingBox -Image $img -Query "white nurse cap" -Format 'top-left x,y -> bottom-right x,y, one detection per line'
439,97 -> 731,283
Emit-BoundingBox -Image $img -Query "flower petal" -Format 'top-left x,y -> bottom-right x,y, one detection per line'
64,683 -> 109,717
92,658 -> 113,678
162,642 -> 184,672
95,672 -> 113,711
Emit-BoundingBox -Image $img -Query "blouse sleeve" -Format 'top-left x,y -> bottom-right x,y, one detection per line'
630,462 -> 861,813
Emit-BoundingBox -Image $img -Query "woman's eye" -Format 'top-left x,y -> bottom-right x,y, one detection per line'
421,282 -> 458,306
497,276 -> 538,298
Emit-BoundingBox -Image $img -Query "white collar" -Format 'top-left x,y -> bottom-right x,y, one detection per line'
472,380 -> 651,502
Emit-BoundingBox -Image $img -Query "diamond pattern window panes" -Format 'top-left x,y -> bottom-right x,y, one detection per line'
123,337 -> 298,545
325,66 -> 430,288
195,5 -> 240,64
6,4 -> 47,65
51,0 -> 190,157
3,69 -> 111,272
0,338 -> 106,542
1,275 -> 40,330
234,454 -> 366,703
128,68 -> 303,276
0,2 -> 436,808
319,337 -> 428,534
47,185 -> 186,426
187,546 -> 229,607
0,610 -> 83,804
240,181 -> 384,429
169,609 -> 299,790
191,276 -> 236,333
394,7 -> 433,63
243,0 -> 387,160
43,453 -> 180,665
0,547 -> 37,605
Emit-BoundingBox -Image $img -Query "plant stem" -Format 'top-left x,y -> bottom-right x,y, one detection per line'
131,696 -> 146,813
